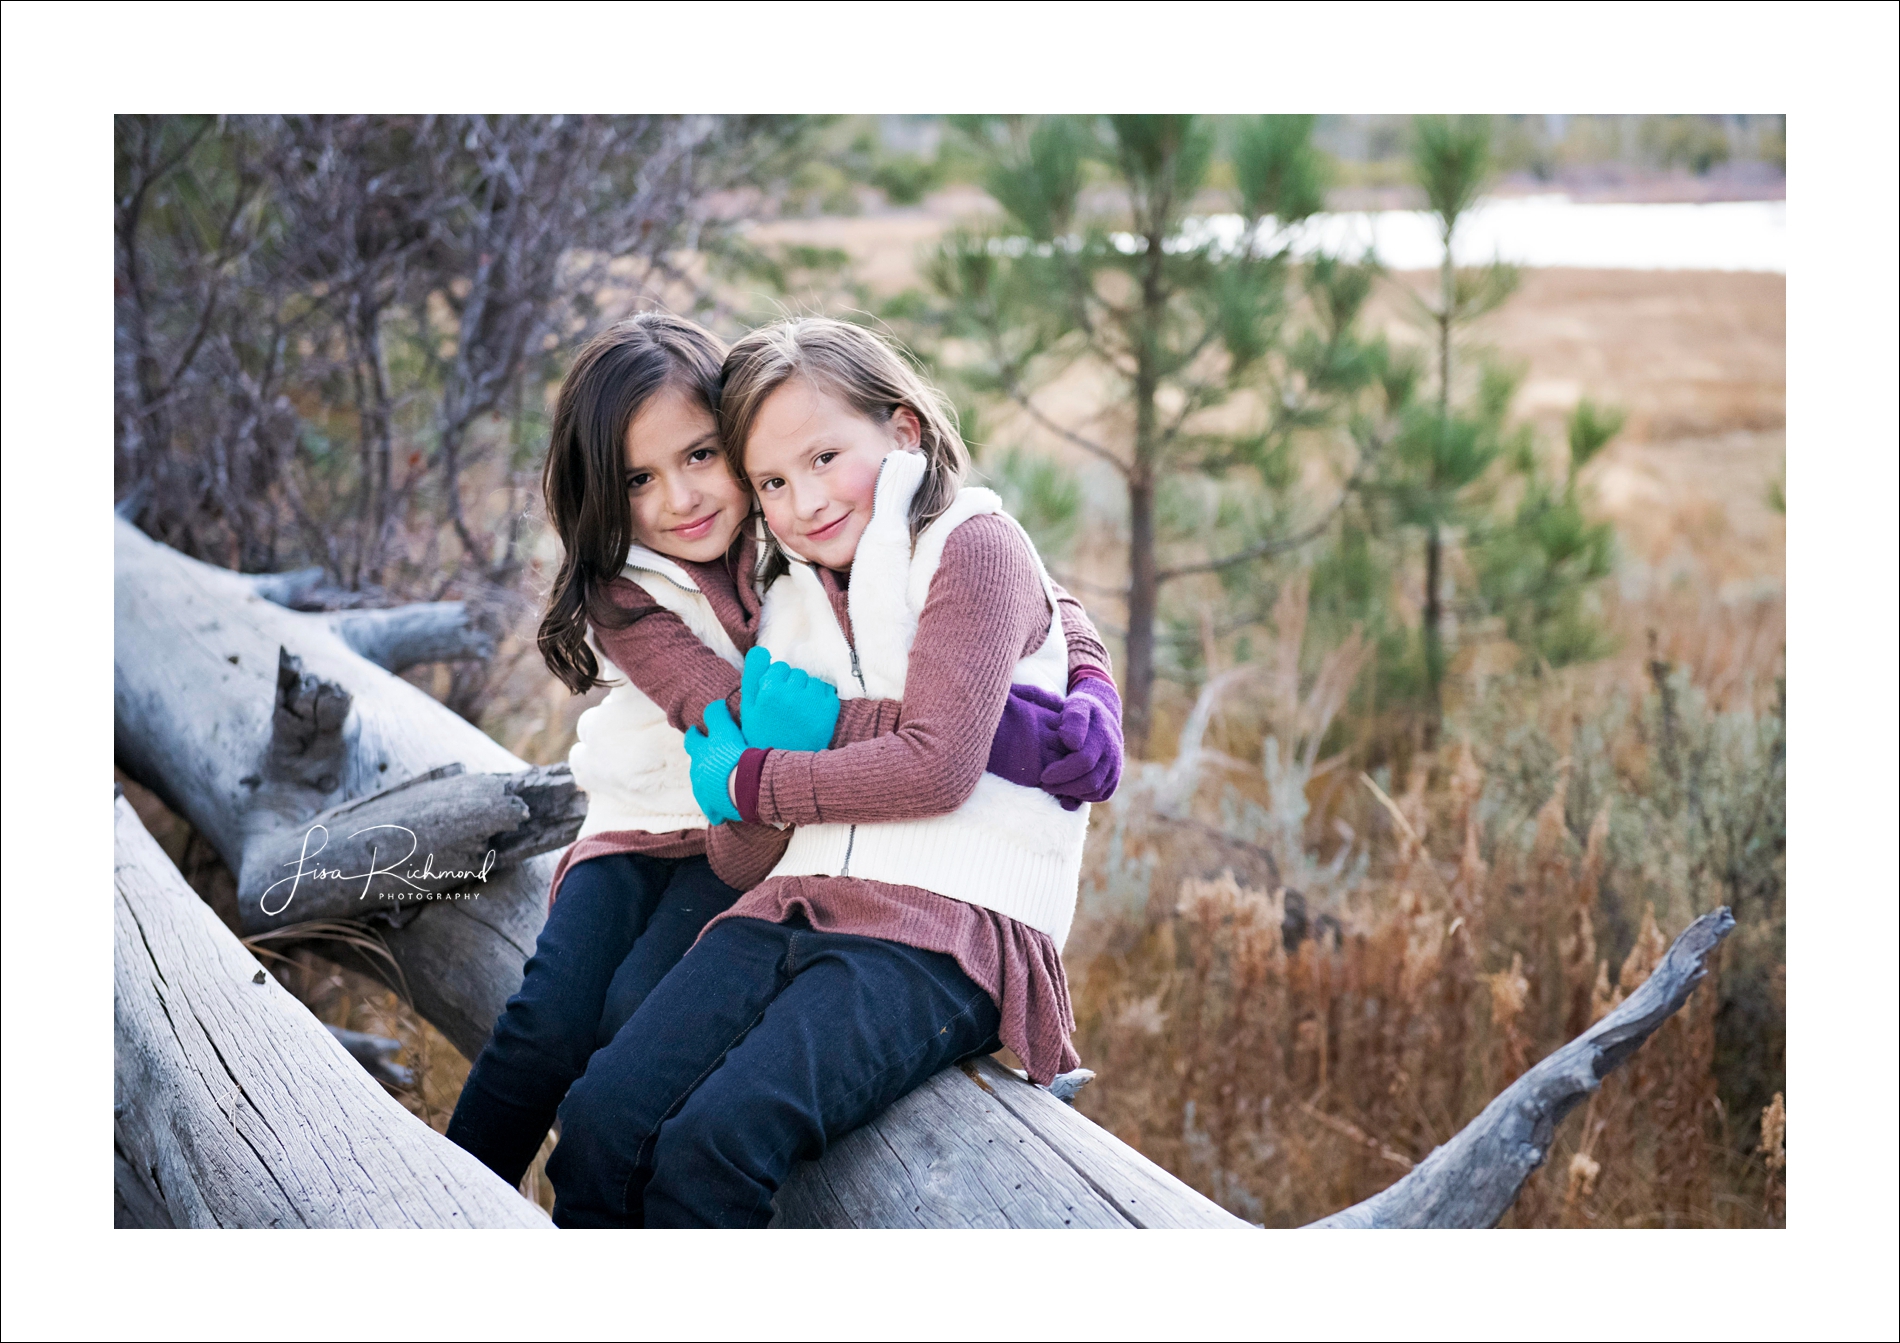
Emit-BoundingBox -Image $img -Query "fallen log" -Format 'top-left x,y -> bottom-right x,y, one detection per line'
113,793 -> 550,1228
114,516 -> 1733,1229
236,754 -> 584,935
115,515 -> 565,1058
773,1055 -> 1249,1228
245,567 -> 496,671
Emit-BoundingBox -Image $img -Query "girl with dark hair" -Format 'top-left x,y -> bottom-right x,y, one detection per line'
447,313 -> 1120,1195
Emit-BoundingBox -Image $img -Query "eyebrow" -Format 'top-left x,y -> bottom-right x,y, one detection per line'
626,433 -> 721,479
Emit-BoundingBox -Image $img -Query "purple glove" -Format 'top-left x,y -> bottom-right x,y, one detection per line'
1039,675 -> 1123,806
987,684 -> 1068,796
986,678 -> 1125,810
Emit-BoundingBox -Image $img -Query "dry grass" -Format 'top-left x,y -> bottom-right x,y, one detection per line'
1062,566 -> 1783,1228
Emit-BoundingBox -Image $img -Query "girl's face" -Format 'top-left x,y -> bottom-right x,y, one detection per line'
623,384 -> 749,563
744,377 -> 920,571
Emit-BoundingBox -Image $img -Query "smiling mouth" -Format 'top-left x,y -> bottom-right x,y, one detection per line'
673,513 -> 720,540
804,512 -> 849,543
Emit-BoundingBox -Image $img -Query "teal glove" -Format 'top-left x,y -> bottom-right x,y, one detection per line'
683,699 -> 746,825
739,645 -> 841,753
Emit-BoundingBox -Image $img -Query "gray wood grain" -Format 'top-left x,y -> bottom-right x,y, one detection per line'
1307,906 -> 1736,1228
112,796 -> 550,1229
115,515 -> 554,1057
248,569 -> 495,672
965,1056 -> 1253,1229
237,767 -> 526,932
331,602 -> 496,672
773,1061 -> 1131,1229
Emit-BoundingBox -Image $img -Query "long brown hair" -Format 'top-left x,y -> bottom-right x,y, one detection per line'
717,318 -> 968,579
537,313 -> 726,694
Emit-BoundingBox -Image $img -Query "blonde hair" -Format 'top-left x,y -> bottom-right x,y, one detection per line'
718,318 -> 969,561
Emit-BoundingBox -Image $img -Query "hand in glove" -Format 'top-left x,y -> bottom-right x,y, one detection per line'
683,699 -> 747,825
1038,676 -> 1124,806
738,646 -> 841,753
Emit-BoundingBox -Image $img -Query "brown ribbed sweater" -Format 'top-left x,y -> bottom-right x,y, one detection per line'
549,523 -> 1105,1079
707,513 -> 1087,1083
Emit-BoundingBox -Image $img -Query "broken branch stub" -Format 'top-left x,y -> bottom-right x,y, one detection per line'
236,762 -> 585,933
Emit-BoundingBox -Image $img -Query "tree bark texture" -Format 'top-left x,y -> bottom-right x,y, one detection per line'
115,515 -> 555,1058
113,794 -> 551,1229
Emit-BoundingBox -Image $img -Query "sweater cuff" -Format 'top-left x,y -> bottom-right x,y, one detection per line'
1069,666 -> 1114,693
734,748 -> 769,825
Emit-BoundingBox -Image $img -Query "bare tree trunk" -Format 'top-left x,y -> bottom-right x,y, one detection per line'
1425,519 -> 1444,741
1122,199 -> 1170,758
1424,239 -> 1456,740
1124,469 -> 1159,756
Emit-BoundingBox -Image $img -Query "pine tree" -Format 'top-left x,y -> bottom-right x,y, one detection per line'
1324,116 -> 1623,740
1404,114 -> 1521,734
899,115 -> 1381,753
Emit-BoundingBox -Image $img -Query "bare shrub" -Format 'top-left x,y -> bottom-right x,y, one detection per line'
1068,580 -> 1783,1228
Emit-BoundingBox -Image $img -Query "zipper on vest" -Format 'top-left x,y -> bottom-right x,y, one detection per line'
841,640 -> 864,875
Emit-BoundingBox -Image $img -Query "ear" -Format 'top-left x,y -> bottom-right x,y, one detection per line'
887,405 -> 923,452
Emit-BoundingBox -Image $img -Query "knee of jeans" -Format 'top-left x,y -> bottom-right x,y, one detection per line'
656,1085 -> 815,1186
546,1074 -> 626,1183
650,1097 -> 739,1179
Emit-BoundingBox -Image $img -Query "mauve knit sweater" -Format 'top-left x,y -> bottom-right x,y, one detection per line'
547,520 -> 1108,1082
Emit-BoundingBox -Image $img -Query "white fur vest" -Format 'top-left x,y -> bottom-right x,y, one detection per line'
755,450 -> 1089,950
567,546 -> 741,839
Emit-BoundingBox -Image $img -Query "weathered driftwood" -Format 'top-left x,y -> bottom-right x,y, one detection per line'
113,794 -> 550,1228
1308,906 -> 1735,1228
236,754 -> 584,934
115,516 -> 562,1058
772,1056 -> 1251,1229
246,566 -> 496,672
329,603 -> 497,672
115,517 -> 1733,1230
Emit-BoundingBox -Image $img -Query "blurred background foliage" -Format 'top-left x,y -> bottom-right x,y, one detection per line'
116,113 -> 1784,1227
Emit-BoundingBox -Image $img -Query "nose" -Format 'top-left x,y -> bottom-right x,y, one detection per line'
663,472 -> 699,517
788,477 -> 825,522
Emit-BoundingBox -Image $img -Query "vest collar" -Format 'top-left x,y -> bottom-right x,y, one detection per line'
621,543 -> 702,593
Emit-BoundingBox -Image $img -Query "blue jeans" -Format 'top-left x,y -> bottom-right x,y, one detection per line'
445,853 -> 740,1188
545,915 -> 1003,1228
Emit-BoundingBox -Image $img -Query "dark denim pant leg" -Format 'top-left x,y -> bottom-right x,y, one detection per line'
548,916 -> 795,1228
444,853 -> 673,1187
645,926 -> 1001,1229
595,856 -> 741,1049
